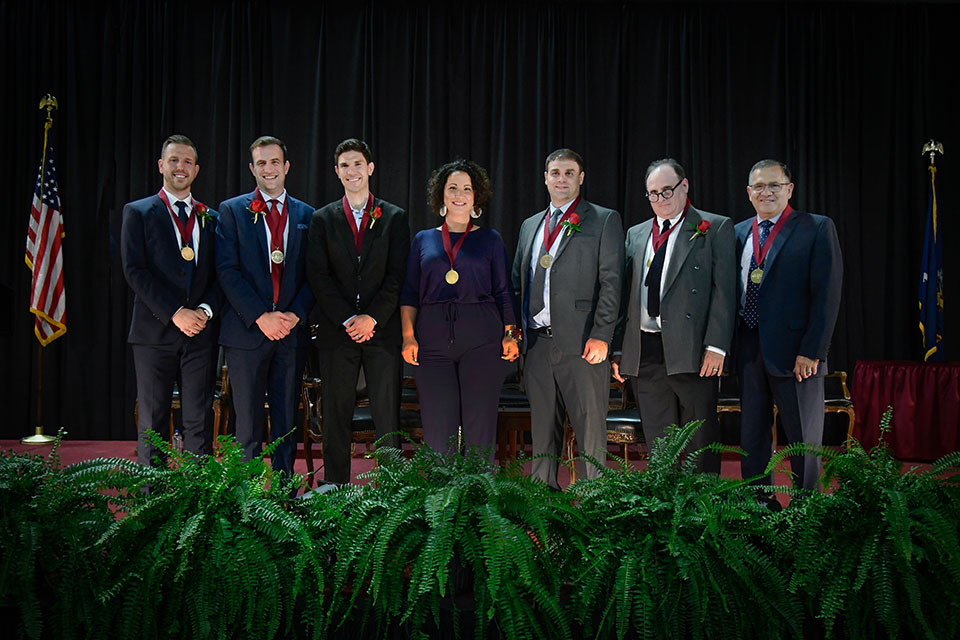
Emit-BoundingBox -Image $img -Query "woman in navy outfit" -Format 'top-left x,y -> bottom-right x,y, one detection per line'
400,159 -> 520,455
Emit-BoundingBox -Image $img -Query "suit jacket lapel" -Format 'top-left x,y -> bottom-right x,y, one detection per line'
245,193 -> 271,270
152,198 -> 181,258
553,200 -> 587,262
762,210 -> 800,275
358,199 -> 377,268
523,208 -> 549,280
661,208 -> 699,296
281,201 -> 304,295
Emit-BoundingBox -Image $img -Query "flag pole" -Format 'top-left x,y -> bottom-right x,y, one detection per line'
21,95 -> 59,445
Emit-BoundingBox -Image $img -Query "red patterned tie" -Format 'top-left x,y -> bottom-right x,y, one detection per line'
267,199 -> 284,305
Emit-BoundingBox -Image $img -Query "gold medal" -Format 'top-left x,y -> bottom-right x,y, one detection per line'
271,249 -> 285,264
445,269 -> 459,284
750,267 -> 763,284
181,246 -> 195,261
539,254 -> 554,269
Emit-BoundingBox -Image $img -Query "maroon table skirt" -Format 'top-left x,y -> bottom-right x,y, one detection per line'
852,360 -> 960,461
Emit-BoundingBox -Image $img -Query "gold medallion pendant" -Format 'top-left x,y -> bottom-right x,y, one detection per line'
271,249 -> 285,264
750,267 -> 763,284
181,246 -> 195,261
445,269 -> 459,284
539,254 -> 554,269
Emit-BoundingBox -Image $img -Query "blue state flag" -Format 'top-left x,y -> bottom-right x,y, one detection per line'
919,165 -> 944,361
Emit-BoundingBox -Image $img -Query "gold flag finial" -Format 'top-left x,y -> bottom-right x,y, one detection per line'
922,139 -> 944,166
38,94 -> 58,131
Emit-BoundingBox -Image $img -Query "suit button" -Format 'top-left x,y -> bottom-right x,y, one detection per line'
694,265 -> 700,271
686,313 -> 692,319
691,288 -> 698,294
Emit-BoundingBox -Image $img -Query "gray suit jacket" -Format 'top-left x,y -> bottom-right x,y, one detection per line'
512,199 -> 624,355
614,204 -> 736,377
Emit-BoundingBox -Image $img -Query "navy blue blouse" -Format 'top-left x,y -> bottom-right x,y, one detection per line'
400,227 -> 517,325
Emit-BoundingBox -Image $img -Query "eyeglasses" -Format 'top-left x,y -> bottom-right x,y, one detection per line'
749,182 -> 790,194
646,178 -> 684,202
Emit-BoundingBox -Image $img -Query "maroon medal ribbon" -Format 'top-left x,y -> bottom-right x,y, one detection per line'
542,196 -> 581,253
266,196 -> 290,257
342,194 -> 374,255
158,189 -> 196,249
751,204 -> 793,267
650,198 -> 690,252
441,219 -> 473,270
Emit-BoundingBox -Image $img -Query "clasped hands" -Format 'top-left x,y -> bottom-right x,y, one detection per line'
256,311 -> 300,341
173,308 -> 209,337
344,314 -> 376,343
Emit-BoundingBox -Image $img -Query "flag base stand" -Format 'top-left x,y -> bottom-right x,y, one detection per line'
21,426 -> 56,445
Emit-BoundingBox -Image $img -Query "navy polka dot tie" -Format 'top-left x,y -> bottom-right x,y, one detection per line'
743,220 -> 773,328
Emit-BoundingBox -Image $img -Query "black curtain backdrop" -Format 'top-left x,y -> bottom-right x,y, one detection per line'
0,0 -> 956,440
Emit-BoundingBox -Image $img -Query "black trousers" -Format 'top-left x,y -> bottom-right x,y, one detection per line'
630,331 -> 721,474
317,340 -> 401,484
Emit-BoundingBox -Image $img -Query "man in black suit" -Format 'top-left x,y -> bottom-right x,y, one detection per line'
735,159 -> 843,493
121,134 -> 220,465
306,138 -> 410,485
512,148 -> 624,487
612,159 -> 735,473
217,136 -> 315,480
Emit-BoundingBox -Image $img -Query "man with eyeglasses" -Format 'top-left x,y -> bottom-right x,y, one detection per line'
735,159 -> 842,498
612,158 -> 735,473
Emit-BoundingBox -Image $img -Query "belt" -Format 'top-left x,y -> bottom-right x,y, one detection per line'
534,326 -> 553,338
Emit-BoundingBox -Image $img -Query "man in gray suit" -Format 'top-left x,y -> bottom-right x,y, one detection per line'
612,159 -> 735,473
512,148 -> 624,488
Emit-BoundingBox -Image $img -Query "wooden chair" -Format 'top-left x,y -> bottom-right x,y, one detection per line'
496,362 -> 532,464
772,370 -> 855,449
563,379 -> 643,483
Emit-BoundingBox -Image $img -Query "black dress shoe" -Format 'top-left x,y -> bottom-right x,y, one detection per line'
757,492 -> 782,512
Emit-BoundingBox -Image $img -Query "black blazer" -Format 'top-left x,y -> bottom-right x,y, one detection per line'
121,193 -> 221,346
306,198 -> 410,349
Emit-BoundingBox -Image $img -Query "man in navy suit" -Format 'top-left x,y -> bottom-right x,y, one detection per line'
735,159 -> 842,494
121,134 -> 221,466
306,138 -> 409,485
217,136 -> 314,480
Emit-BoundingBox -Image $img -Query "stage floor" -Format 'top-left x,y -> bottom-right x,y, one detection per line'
4,438 -> 924,507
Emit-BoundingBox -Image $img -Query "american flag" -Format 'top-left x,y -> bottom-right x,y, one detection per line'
25,145 -> 66,345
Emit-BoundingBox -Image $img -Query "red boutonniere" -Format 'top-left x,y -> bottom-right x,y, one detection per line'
689,219 -> 710,241
561,212 -> 581,237
194,201 -> 214,228
247,198 -> 267,224
369,206 -> 382,229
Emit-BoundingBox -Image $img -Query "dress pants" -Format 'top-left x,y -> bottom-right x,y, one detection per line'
525,331 -> 610,488
737,322 -> 825,491
225,336 -> 306,479
629,331 -> 721,473
413,302 -> 507,457
133,339 -> 218,466
317,341 -> 401,484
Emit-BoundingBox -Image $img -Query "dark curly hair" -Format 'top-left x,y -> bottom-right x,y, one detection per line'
427,159 -> 492,216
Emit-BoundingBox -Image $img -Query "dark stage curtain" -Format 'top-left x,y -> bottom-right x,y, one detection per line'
0,1 -> 957,440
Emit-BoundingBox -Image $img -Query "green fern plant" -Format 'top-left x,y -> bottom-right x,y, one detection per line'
95,431 -> 323,640
0,431 -> 145,639
774,408 -> 960,639
567,420 -> 803,640
308,443 -> 582,639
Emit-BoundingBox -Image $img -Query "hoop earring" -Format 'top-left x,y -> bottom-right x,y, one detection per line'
470,207 -> 481,219
439,206 -> 447,217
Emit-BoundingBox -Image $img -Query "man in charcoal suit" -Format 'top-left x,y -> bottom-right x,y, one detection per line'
736,159 -> 842,495
512,148 -> 624,488
612,158 -> 735,473
121,134 -> 221,465
306,138 -> 410,485
217,136 -> 314,480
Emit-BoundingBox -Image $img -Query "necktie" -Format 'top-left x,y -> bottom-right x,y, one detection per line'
528,209 -> 562,320
644,219 -> 670,318
743,220 -> 773,328
176,201 -> 194,290
267,199 -> 283,305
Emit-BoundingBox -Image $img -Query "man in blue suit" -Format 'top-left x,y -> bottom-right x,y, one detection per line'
217,136 -> 314,480
735,159 -> 842,495
121,134 -> 221,466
